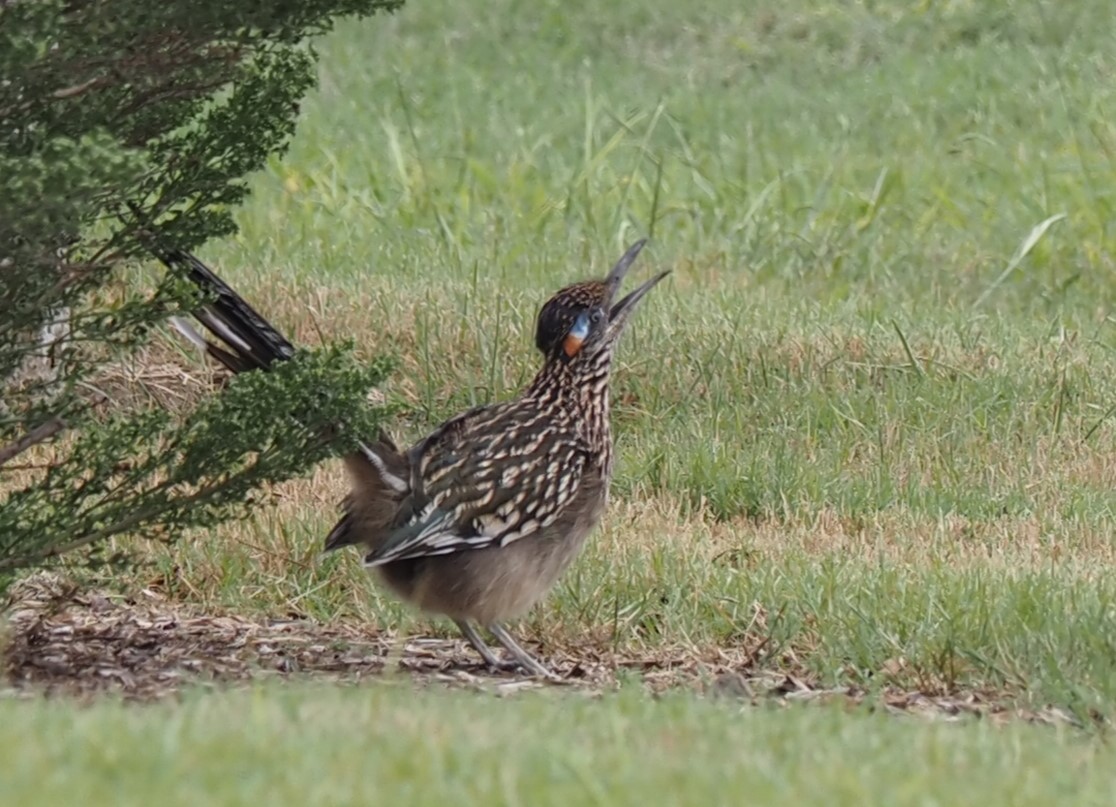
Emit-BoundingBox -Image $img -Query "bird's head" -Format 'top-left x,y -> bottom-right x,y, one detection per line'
534,239 -> 669,364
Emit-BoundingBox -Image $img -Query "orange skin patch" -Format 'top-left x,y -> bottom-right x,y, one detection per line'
563,333 -> 584,357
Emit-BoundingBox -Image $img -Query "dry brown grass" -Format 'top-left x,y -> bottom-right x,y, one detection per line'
147,481 -> 1116,597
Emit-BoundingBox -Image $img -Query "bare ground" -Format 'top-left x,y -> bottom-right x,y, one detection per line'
0,572 -> 1085,729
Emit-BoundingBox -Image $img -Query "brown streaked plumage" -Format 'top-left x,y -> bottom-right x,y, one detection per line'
155,240 -> 668,677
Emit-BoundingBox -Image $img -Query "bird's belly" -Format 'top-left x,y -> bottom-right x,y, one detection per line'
376,484 -> 608,625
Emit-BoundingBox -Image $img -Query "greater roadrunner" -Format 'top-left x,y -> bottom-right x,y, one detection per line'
156,241 -> 668,677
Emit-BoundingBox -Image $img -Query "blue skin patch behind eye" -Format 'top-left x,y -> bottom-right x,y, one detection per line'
569,311 -> 590,341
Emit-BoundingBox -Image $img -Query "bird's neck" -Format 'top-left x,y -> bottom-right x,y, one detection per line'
525,350 -> 614,464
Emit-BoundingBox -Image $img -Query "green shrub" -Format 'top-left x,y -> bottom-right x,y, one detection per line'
0,0 -> 403,589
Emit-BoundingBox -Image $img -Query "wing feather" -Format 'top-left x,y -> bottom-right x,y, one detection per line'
363,404 -> 591,567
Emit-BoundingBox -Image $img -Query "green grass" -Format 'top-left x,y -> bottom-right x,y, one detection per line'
33,0 -> 1116,794
2,683 -> 1114,806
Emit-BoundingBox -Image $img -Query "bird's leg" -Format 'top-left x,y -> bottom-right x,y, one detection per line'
486,622 -> 557,679
453,619 -> 513,670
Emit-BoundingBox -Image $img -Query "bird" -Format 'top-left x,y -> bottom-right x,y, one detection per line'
154,240 -> 669,677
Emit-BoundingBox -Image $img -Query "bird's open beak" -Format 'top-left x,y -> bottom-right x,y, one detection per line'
603,239 -> 670,331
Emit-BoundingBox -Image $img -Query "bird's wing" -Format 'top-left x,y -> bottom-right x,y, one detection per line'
362,405 -> 592,566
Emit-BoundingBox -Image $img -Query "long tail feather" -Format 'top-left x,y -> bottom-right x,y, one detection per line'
146,241 -> 413,555
156,249 -> 296,373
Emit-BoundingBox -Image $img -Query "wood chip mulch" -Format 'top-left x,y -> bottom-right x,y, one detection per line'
0,573 -> 1088,728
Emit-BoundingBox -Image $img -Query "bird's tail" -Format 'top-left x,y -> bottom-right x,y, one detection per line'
150,244 -> 412,553
154,248 -> 298,375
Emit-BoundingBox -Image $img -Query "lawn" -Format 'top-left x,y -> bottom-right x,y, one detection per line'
1,684 -> 1114,807
7,0 -> 1116,800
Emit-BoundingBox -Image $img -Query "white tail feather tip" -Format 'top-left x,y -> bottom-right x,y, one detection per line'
169,316 -> 209,350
